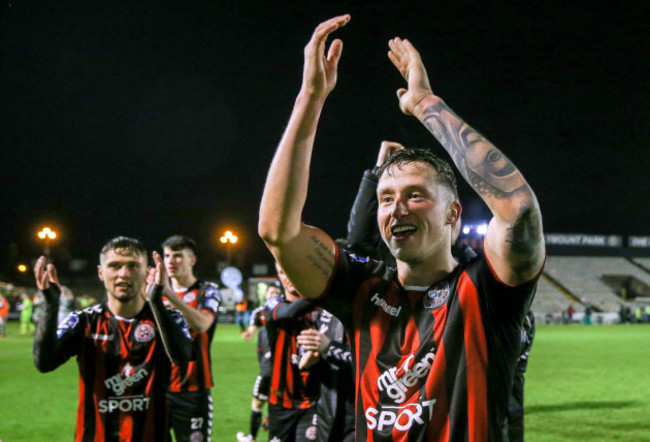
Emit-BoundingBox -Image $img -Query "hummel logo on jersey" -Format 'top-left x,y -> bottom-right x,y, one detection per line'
377,347 -> 435,403
105,366 -> 148,395
370,293 -> 402,317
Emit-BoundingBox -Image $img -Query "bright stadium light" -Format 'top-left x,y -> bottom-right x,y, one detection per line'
463,226 -> 470,235
477,223 -> 488,236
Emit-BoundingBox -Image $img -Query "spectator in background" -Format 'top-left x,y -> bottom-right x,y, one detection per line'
0,294 -> 9,337
567,304 -> 575,323
235,296 -> 250,333
18,292 -> 34,335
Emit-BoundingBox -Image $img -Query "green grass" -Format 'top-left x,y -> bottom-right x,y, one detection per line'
1,323 -> 649,441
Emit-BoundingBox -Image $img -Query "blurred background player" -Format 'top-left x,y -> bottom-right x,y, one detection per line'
18,292 -> 34,335
296,309 -> 355,442
162,235 -> 222,442
238,284 -> 281,441
238,262 -> 323,442
0,294 -> 9,337
33,236 -> 192,441
503,309 -> 536,442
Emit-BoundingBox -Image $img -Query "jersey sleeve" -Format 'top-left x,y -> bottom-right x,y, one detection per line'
199,282 -> 222,316
316,246 -> 391,329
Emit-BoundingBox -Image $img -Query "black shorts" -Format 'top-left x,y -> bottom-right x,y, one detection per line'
252,374 -> 270,401
167,390 -> 213,442
268,403 -> 317,442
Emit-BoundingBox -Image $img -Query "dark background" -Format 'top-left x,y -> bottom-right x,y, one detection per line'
1,1 -> 648,280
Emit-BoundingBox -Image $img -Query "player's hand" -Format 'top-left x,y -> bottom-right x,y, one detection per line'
300,14 -> 350,99
298,350 -> 321,370
297,328 -> 331,353
34,256 -> 61,301
388,37 -> 437,116
146,251 -> 169,302
376,141 -> 406,167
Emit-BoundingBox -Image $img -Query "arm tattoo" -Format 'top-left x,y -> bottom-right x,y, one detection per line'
421,103 -> 526,199
306,236 -> 335,279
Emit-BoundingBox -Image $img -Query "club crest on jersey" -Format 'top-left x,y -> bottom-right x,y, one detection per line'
134,323 -> 155,342
183,291 -> 196,303
424,282 -> 450,310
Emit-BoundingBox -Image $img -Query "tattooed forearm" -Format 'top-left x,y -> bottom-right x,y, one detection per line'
307,236 -> 335,279
420,102 -> 526,199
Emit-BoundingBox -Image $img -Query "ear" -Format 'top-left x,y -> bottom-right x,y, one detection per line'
191,255 -> 197,266
446,201 -> 462,225
97,265 -> 104,282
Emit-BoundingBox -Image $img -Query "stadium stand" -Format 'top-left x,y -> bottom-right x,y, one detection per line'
542,256 -> 649,313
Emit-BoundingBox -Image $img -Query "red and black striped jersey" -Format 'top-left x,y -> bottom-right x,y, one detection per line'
318,247 -> 540,442
263,296 -> 323,410
54,302 -> 190,442
169,281 -> 221,393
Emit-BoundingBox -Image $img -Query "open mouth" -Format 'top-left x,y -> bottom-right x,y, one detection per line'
391,225 -> 417,239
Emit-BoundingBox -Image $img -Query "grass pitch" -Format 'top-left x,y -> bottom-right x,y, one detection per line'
1,322 -> 648,441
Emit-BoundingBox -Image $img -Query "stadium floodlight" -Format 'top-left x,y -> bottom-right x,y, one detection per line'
37,227 -> 57,255
477,223 -> 488,236
219,230 -> 239,264
463,226 -> 470,235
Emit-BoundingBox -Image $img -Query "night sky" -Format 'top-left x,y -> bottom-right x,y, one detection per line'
1,1 -> 649,279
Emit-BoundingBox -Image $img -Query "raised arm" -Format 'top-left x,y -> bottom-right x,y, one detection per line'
147,252 -> 192,370
258,15 -> 350,298
388,38 -> 545,285
33,256 -> 66,372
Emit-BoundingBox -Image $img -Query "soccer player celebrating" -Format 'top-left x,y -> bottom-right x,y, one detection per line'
162,235 -> 222,442
33,236 -> 192,441
258,15 -> 545,441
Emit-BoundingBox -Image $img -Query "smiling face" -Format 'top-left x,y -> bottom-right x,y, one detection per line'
377,161 -> 461,265
98,248 -> 148,303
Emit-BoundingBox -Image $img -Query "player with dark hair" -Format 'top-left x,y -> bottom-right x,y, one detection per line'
33,236 -> 192,441
162,234 -> 222,442
259,15 -> 545,441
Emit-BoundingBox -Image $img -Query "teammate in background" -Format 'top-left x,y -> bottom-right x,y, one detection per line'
238,263 -> 323,442
503,310 -> 536,442
259,14 -> 545,440
0,294 -> 9,337
33,236 -> 192,441
18,292 -> 34,335
296,310 -> 355,442
162,235 -> 222,442
238,284 -> 281,442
